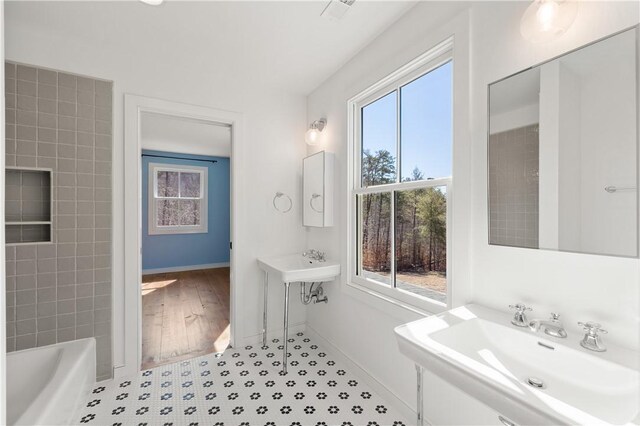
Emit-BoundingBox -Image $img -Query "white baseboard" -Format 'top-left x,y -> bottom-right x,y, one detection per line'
305,325 -> 415,424
142,262 -> 230,275
235,322 -> 307,348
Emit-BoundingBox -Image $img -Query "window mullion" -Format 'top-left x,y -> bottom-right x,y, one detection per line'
396,87 -> 401,185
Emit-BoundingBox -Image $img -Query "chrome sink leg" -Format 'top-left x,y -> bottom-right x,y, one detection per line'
262,270 -> 268,347
416,364 -> 424,426
282,282 -> 291,374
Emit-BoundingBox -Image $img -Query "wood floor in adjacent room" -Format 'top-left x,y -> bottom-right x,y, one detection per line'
141,267 -> 230,370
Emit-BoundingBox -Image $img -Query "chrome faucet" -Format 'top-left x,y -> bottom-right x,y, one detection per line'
509,303 -> 532,327
303,249 -> 326,262
529,313 -> 567,338
578,321 -> 607,352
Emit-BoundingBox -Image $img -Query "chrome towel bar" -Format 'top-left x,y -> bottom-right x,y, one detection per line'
604,185 -> 636,193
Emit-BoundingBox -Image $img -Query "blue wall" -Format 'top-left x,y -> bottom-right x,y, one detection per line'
142,150 -> 230,271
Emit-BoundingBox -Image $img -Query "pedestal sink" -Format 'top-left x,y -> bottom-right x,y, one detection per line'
395,304 -> 640,425
257,254 -> 340,373
257,254 -> 340,283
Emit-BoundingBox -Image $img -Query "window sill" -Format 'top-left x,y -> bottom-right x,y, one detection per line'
341,278 -> 448,320
148,227 -> 208,236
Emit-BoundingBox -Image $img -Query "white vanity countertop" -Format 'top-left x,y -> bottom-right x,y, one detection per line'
395,304 -> 640,425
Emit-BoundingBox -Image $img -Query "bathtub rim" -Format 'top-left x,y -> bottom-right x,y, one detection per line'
7,337 -> 96,426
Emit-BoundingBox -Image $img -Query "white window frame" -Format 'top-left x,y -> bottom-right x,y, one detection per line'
148,162 -> 208,235
347,37 -> 454,314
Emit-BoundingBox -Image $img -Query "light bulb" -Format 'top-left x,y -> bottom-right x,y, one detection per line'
521,0 -> 578,43
305,119 -> 326,146
305,128 -> 320,146
536,1 -> 559,32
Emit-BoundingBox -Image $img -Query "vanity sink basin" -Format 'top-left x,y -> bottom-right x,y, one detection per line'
257,254 -> 340,283
395,304 -> 640,425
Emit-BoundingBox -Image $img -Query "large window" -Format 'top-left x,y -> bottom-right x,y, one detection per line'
350,43 -> 452,310
148,163 -> 208,235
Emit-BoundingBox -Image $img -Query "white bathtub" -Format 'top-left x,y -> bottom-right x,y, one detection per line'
7,338 -> 96,425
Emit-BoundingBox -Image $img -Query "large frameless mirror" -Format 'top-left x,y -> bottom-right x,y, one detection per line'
488,27 -> 638,257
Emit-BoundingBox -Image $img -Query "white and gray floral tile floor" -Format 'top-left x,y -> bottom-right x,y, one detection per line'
77,332 -> 410,426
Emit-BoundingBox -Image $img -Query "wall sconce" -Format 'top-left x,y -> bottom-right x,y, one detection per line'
305,119 -> 326,146
520,0 -> 578,43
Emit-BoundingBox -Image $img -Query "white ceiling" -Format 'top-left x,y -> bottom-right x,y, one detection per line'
141,112 -> 232,157
5,0 -> 417,95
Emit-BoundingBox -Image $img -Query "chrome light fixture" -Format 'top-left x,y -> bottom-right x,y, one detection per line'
305,119 -> 326,146
520,0 -> 578,43
140,0 -> 164,5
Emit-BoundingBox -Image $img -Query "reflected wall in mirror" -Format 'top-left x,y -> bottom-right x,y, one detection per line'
488,27 -> 638,257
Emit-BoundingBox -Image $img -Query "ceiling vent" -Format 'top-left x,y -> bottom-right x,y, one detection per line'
320,0 -> 356,21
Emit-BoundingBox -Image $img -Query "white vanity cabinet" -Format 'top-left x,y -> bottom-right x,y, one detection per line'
303,151 -> 334,227
423,370 -> 518,426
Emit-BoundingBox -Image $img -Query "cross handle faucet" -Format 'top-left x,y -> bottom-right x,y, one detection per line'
578,321 -> 608,352
303,249 -> 326,262
509,303 -> 532,327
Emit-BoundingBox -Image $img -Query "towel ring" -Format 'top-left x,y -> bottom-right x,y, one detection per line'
273,192 -> 293,213
310,193 -> 324,213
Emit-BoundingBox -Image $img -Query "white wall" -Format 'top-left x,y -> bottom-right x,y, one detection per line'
538,61 -> 561,249
306,0 -> 639,419
557,62 -> 582,251
4,13 -> 309,371
305,2 -> 472,416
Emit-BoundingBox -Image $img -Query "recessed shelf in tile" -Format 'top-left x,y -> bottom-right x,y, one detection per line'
5,167 -> 53,244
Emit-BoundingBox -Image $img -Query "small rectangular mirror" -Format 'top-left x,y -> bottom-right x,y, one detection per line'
488,27 -> 638,257
303,151 -> 334,227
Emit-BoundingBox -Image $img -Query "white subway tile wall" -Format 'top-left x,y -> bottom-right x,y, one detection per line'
4,62 -> 113,380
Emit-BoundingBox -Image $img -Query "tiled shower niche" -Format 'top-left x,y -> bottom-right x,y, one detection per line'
6,168 -> 53,244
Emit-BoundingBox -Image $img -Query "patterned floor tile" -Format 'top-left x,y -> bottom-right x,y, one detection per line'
77,333 -> 409,426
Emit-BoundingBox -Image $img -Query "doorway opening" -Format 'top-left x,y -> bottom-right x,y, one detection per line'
139,113 -> 231,369
119,95 -> 242,378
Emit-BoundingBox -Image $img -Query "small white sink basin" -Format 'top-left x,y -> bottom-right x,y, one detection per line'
257,254 -> 340,283
395,304 -> 640,425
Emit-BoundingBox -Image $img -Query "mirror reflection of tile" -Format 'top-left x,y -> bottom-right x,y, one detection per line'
489,124 -> 539,249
